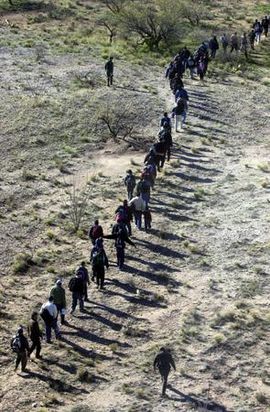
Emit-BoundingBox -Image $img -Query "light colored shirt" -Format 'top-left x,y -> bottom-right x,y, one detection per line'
40,301 -> 58,318
129,196 -> 146,212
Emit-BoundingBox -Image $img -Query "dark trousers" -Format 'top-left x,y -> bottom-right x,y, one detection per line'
15,350 -> 28,372
107,73 -> 113,86
159,367 -> 170,395
126,221 -> 132,236
56,303 -> 65,325
72,291 -> 84,311
93,265 -> 105,288
29,338 -> 41,358
230,44 -> 238,53
83,282 -> 89,300
127,188 -> 134,200
116,247 -> 125,269
45,319 -> 60,342
134,210 -> 142,229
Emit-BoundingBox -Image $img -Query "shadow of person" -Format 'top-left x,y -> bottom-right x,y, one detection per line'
167,385 -> 228,411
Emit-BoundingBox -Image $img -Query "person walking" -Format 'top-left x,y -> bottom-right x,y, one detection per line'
115,200 -> 133,236
11,327 -> 30,373
160,112 -> 172,131
175,86 -> 189,103
105,56 -> 114,86
209,35 -> 219,59
124,170 -> 136,201
249,29 -> 256,50
50,279 -> 66,325
136,177 -> 151,207
253,19 -> 262,43
187,55 -> 196,79
158,124 -> 173,166
262,16 -> 269,37
76,262 -> 90,302
28,312 -> 42,359
90,238 -> 109,289
240,33 -> 248,59
69,271 -> 85,313
230,32 -> 239,53
89,219 -> 104,245
40,296 -> 60,343
220,33 -> 229,53
154,347 -> 176,397
128,195 -> 146,230
172,98 -> 188,131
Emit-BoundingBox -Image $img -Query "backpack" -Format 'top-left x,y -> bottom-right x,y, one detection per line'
68,277 -> 77,292
91,225 -> 102,240
92,250 -> 104,266
115,206 -> 127,223
11,335 -> 21,353
40,307 -> 54,324
176,98 -> 185,112
125,174 -> 136,190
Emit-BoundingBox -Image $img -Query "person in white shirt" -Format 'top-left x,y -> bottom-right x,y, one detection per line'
40,296 -> 60,343
128,195 -> 146,230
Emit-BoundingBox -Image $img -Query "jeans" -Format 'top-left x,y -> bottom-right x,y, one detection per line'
15,350 -> 28,372
29,338 -> 41,358
175,113 -> 186,131
71,291 -> 84,312
45,319 -> 60,342
116,247 -> 125,269
127,188 -> 134,200
134,210 -> 142,229
141,192 -> 150,207
56,303 -> 65,325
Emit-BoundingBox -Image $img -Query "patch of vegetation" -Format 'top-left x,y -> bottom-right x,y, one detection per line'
12,252 -> 34,274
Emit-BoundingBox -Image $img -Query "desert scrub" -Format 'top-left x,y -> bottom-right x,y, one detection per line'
12,253 -> 34,274
77,368 -> 95,384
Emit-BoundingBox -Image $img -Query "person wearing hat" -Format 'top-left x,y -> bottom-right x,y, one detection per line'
50,279 -> 66,325
11,327 -> 30,372
90,238 -> 109,289
105,56 -> 114,86
28,312 -> 42,359
154,347 -> 176,397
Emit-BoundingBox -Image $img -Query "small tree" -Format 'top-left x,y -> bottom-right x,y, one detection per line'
65,181 -> 91,233
179,0 -> 209,26
97,13 -> 117,44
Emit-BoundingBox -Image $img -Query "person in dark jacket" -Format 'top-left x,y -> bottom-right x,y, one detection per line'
69,273 -> 85,313
249,29 -> 256,49
90,238 -> 109,289
105,56 -> 114,86
115,200 -> 133,236
158,125 -> 173,167
124,170 -> 136,200
262,16 -> 269,37
11,327 -> 30,372
154,347 -> 176,396
160,112 -> 172,131
209,35 -> 219,59
28,312 -> 42,359
172,98 -> 188,131
89,219 -> 104,245
50,279 -> 66,324
76,262 -> 90,302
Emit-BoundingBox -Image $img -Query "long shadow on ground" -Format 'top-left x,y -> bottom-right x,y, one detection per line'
167,385 -> 228,412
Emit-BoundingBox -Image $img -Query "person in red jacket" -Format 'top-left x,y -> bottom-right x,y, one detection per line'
89,219 -> 103,245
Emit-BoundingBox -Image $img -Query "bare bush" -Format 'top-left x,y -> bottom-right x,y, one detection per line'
179,0 -> 210,26
64,181 -> 91,233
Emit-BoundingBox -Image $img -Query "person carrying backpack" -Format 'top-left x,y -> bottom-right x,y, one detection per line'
172,98 -> 188,131
105,56 -> 114,86
40,296 -> 59,343
160,112 -> 172,131
89,219 -> 104,245
240,33 -> 248,59
248,29 -> 256,49
128,195 -> 146,230
124,170 -> 136,200
262,16 -> 269,37
90,238 -> 109,290
230,32 -> 239,53
11,327 -> 30,373
154,347 -> 176,397
69,272 -> 85,313
115,200 -> 133,236
50,279 -> 66,325
136,177 -> 151,206
76,262 -> 90,302
28,312 -> 42,359
175,86 -> 189,103
158,125 -> 173,167
209,35 -> 219,59
220,33 -> 229,53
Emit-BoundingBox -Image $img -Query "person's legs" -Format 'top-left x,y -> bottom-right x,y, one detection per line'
100,268 -> 105,288
160,369 -> 170,396
175,115 -> 180,132
15,353 -> 22,371
137,211 -> 142,229
83,282 -> 88,301
79,294 -> 84,311
119,248 -> 125,269
52,318 -> 60,338
96,273 -> 101,288
45,322 -> 52,343
21,351 -> 28,372
126,221 -> 132,236
110,74 -> 113,85
167,146 -> 171,162
35,339 -> 41,358
29,340 -> 36,356
71,291 -> 77,312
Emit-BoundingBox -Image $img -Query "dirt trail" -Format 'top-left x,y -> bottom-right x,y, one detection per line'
1,41 -> 270,412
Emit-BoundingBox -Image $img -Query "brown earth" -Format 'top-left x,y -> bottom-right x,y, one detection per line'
1,24 -> 270,412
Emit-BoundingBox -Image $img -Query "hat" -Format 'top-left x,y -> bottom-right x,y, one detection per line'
56,279 -> 62,285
